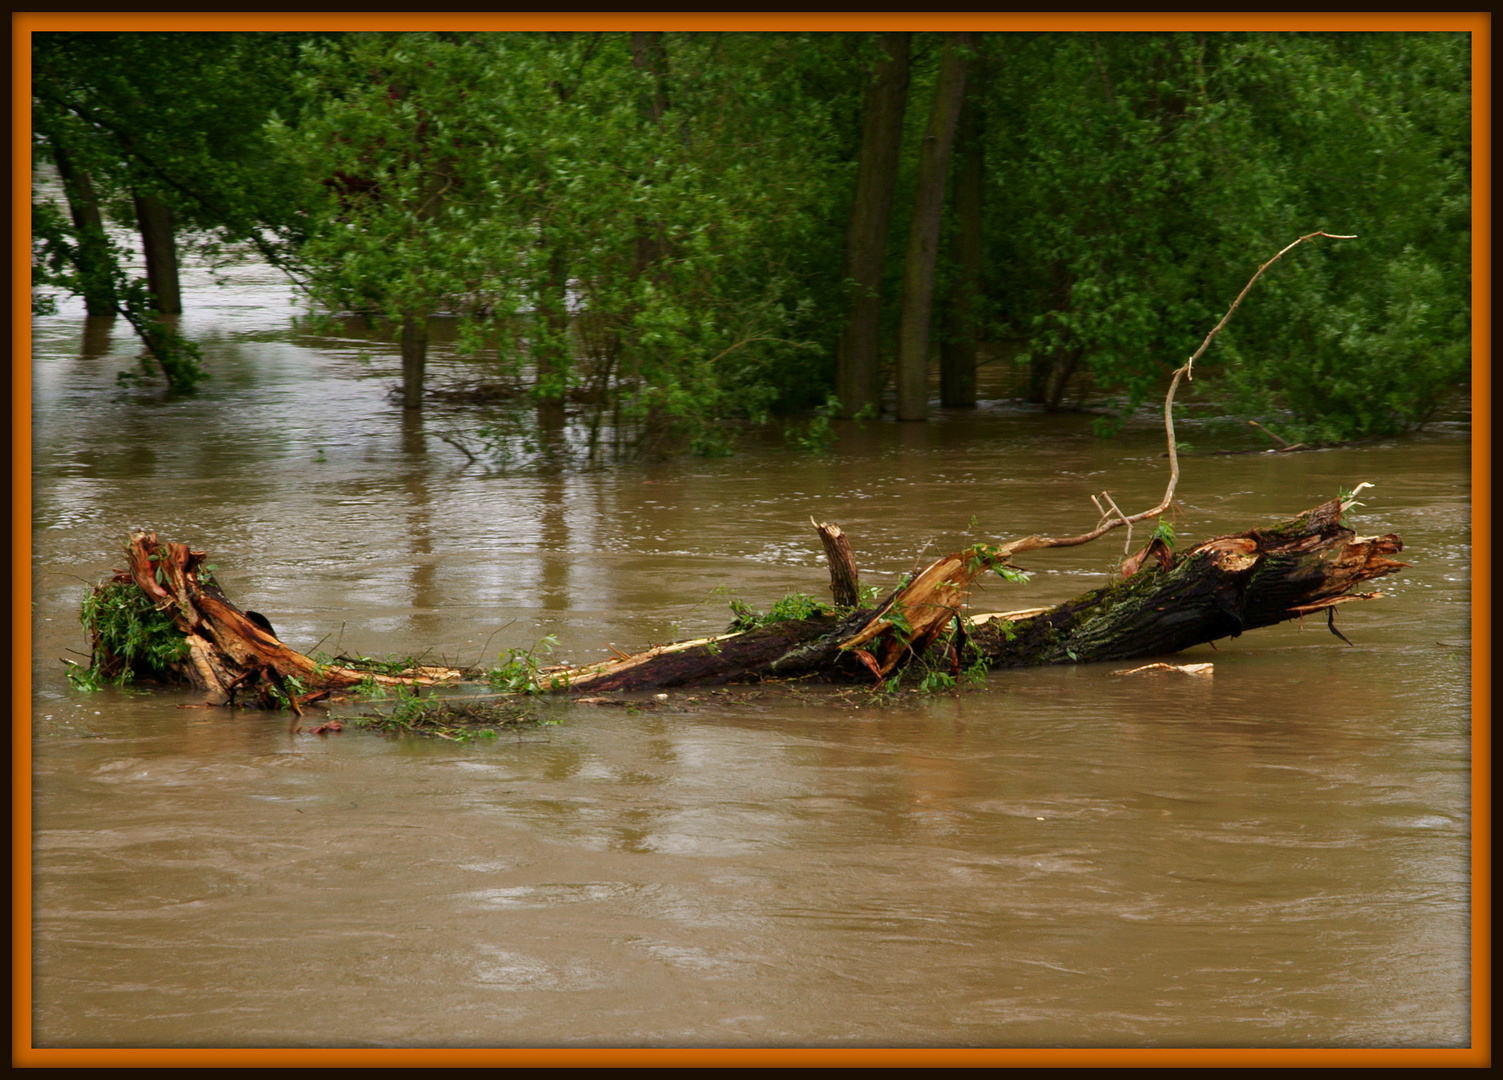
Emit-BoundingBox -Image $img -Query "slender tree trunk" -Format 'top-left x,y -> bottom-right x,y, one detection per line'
536,235 -> 571,431
940,61 -> 985,409
132,192 -> 181,315
1044,346 -> 1083,412
630,31 -> 670,276
49,140 -> 118,316
400,313 -> 428,410
629,31 -> 670,123
836,32 -> 911,419
895,32 -> 972,421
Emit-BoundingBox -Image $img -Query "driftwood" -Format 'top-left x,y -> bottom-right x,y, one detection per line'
79,231 -> 1402,706
87,496 -> 1405,704
536,498 -> 1405,691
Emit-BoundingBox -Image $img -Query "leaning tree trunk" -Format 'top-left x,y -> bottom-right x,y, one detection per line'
49,139 -> 118,316
132,191 -> 182,315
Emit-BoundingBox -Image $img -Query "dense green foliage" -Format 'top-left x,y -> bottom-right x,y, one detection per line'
33,30 -> 1470,447
984,32 -> 1470,441
74,580 -> 189,688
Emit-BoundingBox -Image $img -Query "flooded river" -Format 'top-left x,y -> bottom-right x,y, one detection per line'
27,236 -> 1473,1049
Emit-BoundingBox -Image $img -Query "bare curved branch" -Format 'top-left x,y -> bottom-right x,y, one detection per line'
992,229 -> 1357,559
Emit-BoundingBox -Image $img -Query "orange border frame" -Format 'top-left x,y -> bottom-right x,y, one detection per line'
14,11 -> 1490,1069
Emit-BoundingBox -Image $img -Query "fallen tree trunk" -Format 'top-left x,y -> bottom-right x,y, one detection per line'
82,496 -> 1404,704
542,497 -> 1405,691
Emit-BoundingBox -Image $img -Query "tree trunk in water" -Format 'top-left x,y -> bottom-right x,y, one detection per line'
836,32 -> 911,419
940,64 -> 984,409
91,499 -> 1405,704
545,500 -> 1406,691
132,192 -> 182,315
49,140 -> 118,316
1043,345 -> 1083,412
401,314 -> 428,410
536,236 -> 571,431
895,32 -> 972,421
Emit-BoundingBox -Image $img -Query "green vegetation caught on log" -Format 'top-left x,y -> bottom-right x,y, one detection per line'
74,579 -> 190,689
356,688 -> 554,741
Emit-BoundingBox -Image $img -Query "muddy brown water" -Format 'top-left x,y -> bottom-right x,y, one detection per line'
28,238 -> 1472,1048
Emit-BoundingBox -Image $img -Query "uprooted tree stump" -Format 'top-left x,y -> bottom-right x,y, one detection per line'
80,532 -> 466,711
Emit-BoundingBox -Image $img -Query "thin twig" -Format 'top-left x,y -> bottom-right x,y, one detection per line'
1248,419 -> 1291,448
1098,491 -> 1133,555
1185,229 -> 1356,381
992,230 -> 1356,560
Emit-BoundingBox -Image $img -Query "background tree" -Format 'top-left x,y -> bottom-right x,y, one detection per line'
32,31 -> 314,388
982,31 -> 1470,440
835,32 -> 911,419
895,32 -> 972,421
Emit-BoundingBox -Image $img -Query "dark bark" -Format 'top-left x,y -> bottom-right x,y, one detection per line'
49,140 -> 119,316
836,32 -> 911,419
400,313 -> 429,410
814,520 -> 863,608
629,31 -> 670,124
549,499 -> 1405,691
896,32 -> 972,421
132,192 -> 182,315
536,235 -> 571,429
969,510 -> 1407,665
940,65 -> 984,409
1043,345 -> 1084,411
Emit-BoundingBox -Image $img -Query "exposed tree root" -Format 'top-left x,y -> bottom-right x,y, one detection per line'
84,533 -> 465,707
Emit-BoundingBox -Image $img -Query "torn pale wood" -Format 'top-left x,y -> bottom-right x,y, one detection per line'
1111,662 -> 1214,677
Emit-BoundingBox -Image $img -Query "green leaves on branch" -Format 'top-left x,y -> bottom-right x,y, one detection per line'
963,541 -> 1031,584
74,580 -> 190,689
728,592 -> 832,632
